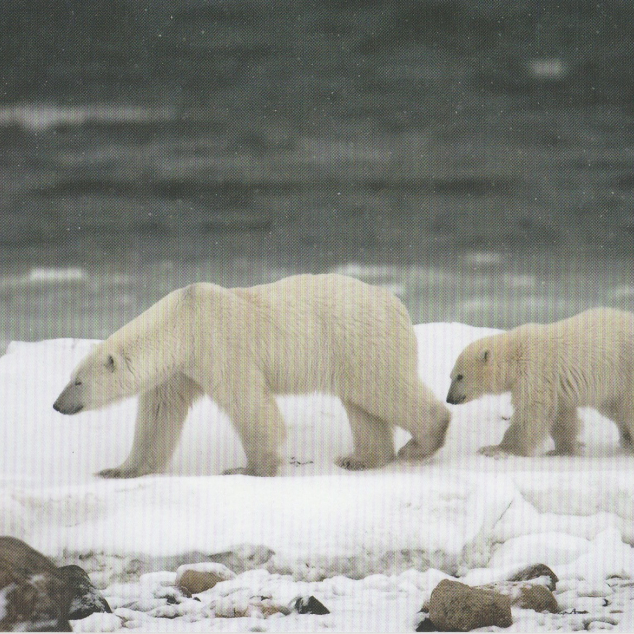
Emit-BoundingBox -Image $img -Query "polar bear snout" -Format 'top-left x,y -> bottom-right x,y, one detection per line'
53,385 -> 85,415
446,382 -> 466,405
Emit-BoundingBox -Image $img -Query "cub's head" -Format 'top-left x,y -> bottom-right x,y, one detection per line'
53,344 -> 139,415
446,335 -> 510,405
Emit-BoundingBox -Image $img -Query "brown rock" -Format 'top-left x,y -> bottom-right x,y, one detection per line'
514,585 -> 558,613
177,569 -> 225,594
0,536 -> 61,577
0,537 -> 72,631
508,563 -> 558,591
428,579 -> 512,631
479,580 -> 558,613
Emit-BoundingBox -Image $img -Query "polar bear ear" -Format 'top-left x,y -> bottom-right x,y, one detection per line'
480,349 -> 490,363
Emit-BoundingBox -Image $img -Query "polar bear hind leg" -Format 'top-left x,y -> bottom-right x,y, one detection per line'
547,405 -> 584,455
336,402 -> 395,470
393,382 -> 451,460
598,395 -> 634,451
98,372 -> 204,478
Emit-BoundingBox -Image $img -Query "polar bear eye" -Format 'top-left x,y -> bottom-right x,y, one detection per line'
456,374 -> 463,381
74,378 -> 82,386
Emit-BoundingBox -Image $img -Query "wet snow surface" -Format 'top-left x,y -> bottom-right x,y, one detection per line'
1,323 -> 633,631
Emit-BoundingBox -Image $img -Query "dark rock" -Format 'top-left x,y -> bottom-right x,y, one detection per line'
508,564 -> 558,591
57,564 -> 112,620
0,537 -> 72,631
415,616 -> 438,631
428,579 -> 512,631
294,595 -> 330,615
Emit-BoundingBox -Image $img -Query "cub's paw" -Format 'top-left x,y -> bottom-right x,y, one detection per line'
477,445 -> 511,459
336,455 -> 373,471
97,467 -> 145,479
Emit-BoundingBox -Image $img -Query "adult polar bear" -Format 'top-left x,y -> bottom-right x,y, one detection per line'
54,274 -> 451,477
446,307 -> 634,457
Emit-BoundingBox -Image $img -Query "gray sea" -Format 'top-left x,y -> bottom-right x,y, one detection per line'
1,0 -> 633,351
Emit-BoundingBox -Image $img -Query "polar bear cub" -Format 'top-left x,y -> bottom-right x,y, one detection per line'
446,307 -> 634,457
54,274 -> 450,477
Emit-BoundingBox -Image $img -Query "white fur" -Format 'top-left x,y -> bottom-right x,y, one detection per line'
447,307 -> 634,457
54,274 -> 451,477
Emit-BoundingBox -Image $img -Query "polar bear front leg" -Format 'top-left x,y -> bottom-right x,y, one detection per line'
479,402 -> 554,458
336,402 -> 395,471
216,390 -> 287,477
98,373 -> 203,478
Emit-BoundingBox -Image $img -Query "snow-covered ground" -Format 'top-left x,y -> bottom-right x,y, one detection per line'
1,323 -> 633,632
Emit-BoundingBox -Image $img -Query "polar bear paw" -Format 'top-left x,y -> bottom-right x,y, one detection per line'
97,466 -> 147,479
397,438 -> 429,460
545,441 -> 585,456
222,467 -> 250,476
222,463 -> 279,476
477,445 -> 512,459
336,455 -> 374,471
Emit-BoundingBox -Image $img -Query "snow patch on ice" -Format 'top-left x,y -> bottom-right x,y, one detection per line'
0,322 -> 633,630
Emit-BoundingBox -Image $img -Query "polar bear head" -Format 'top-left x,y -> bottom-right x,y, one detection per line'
53,341 -> 149,414
446,334 -> 512,405
53,292 -> 184,415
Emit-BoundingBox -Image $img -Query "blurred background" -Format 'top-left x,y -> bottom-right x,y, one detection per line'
1,0 -> 634,350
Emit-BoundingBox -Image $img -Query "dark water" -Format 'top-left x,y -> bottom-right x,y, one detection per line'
1,0 -> 634,350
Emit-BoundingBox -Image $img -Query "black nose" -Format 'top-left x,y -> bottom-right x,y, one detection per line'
53,401 -> 61,412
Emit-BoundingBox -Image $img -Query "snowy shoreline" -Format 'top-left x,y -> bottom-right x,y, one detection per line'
1,323 -> 633,631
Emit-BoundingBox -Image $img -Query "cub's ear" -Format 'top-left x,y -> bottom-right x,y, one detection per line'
480,349 -> 490,363
106,354 -> 116,372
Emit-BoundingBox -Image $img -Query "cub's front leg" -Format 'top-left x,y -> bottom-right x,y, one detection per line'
478,401 -> 555,458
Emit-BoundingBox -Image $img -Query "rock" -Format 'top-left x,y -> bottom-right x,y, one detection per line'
175,562 -> 236,594
514,585 -> 559,613
479,580 -> 559,613
0,537 -> 72,631
428,579 -> 512,631
415,616 -> 438,631
57,564 -> 112,620
293,595 -> 330,615
507,563 -> 558,591
177,569 -> 225,594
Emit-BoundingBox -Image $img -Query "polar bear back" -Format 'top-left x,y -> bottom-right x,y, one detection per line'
213,273 -> 419,396
516,307 -> 634,405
